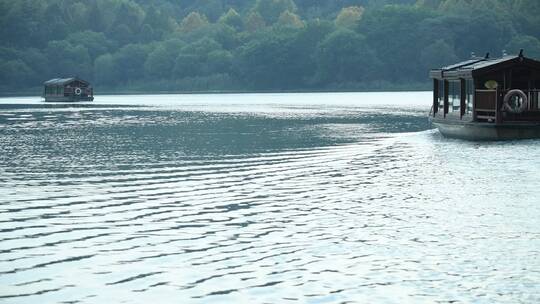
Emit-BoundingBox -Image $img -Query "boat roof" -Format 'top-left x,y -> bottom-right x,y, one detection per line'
430,52 -> 540,79
459,55 -> 518,71
440,58 -> 486,71
44,77 -> 89,86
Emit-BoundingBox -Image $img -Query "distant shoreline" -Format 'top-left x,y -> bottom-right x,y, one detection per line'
0,85 -> 431,98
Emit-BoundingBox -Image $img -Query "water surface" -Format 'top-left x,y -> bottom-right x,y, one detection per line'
1,92 -> 539,303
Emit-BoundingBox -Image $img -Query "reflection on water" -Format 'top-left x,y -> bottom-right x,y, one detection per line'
0,93 -> 539,303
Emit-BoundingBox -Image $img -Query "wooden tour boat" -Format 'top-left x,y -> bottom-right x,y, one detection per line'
42,77 -> 94,102
429,50 -> 540,140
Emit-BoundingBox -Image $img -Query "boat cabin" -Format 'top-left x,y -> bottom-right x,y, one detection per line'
43,77 -> 94,102
430,50 -> 540,124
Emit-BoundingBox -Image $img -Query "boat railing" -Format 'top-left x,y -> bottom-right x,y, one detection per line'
526,89 -> 540,111
64,87 -> 93,97
474,88 -> 540,123
474,89 -> 497,122
496,88 -> 540,112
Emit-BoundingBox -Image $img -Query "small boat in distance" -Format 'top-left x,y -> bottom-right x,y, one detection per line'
429,50 -> 540,140
42,77 -> 94,102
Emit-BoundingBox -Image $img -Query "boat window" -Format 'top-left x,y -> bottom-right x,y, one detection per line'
438,80 -> 444,111
449,81 -> 460,112
466,79 -> 474,114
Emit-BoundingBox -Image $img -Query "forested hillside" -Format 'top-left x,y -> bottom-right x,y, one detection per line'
1,0 -> 539,93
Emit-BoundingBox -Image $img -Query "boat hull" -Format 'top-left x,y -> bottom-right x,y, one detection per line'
431,118 -> 540,140
43,96 -> 94,102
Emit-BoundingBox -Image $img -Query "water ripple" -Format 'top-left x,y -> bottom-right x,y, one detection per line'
1,94 -> 539,303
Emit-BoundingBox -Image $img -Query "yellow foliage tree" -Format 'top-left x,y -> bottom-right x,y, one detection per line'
244,11 -> 266,33
335,6 -> 365,28
276,10 -> 304,29
180,12 -> 209,33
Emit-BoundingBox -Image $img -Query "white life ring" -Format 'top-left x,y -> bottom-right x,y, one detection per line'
74,87 -> 82,95
503,89 -> 528,114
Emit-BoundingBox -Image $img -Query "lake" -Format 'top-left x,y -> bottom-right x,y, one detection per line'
1,92 -> 539,303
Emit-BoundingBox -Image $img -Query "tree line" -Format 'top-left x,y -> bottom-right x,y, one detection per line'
1,0 -> 539,93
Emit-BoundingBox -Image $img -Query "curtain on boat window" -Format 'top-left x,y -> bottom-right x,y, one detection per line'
449,81 -> 461,112
466,79 -> 474,114
438,80 -> 444,111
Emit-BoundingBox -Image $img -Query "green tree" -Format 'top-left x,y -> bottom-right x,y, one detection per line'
293,19 -> 336,85
415,0 -> 443,10
209,24 -> 238,50
192,0 -> 224,22
420,39 -> 458,71
456,11 -> 515,58
0,60 -> 35,88
173,54 -> 199,78
63,2 -> 88,30
143,6 -> 174,39
206,50 -> 233,74
0,0 -> 47,47
20,48 -> 48,81
145,46 -> 173,78
181,37 -> 222,57
172,37 -> 231,78
0,47 -> 19,61
140,24 -> 155,43
144,39 -> 185,78
111,1 -> 145,33
108,24 -> 134,46
513,0 -> 540,37
93,53 -> 117,84
316,29 -> 380,84
66,31 -> 112,60
113,44 -> 149,83
358,5 -> 435,81
46,40 -> 92,79
505,36 -> 540,59
253,0 -> 298,24
238,29 -> 312,89
218,8 -> 243,31
42,2 -> 69,43
1,0 -> 539,93
86,0 -> 106,32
